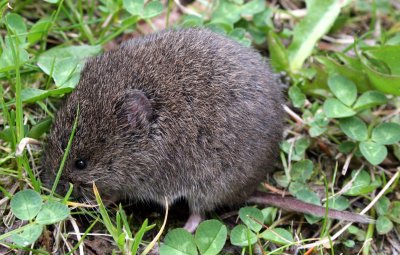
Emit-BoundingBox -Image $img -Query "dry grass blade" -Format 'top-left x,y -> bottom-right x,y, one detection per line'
69,217 -> 84,255
141,197 -> 169,255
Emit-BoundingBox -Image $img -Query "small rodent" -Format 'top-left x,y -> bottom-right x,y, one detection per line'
41,28 -> 370,229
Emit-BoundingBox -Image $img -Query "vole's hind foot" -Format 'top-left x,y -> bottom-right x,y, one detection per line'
183,213 -> 203,233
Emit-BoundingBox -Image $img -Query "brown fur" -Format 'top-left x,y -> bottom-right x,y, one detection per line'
41,28 -> 283,215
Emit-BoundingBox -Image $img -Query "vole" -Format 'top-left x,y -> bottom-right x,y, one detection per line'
41,28 -> 370,231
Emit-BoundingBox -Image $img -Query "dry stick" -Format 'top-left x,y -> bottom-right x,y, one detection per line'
53,222 -> 62,254
57,222 -> 73,254
275,9 -> 307,20
15,137 -> 41,157
341,151 -> 354,175
263,182 -> 286,196
283,104 -> 304,124
298,169 -> 400,250
69,217 -> 84,255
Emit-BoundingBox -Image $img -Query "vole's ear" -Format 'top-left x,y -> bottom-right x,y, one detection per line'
113,90 -> 153,129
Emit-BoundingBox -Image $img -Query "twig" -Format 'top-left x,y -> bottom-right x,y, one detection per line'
69,217 -> 84,255
283,104 -> 304,124
341,150 -> 354,175
262,182 -> 286,195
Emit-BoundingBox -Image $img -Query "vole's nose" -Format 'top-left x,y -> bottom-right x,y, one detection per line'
68,175 -> 83,186
72,186 -> 82,199
46,180 -> 69,196
67,176 -> 85,198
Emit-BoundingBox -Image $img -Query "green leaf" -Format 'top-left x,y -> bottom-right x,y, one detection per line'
345,170 -> 381,196
394,144 -> 400,161
281,140 -> 305,160
339,117 -> 368,141
288,86 -> 306,108
28,18 -> 52,45
353,91 -> 387,111
194,220 -> 227,255
27,117 -> 52,139
294,189 -> 321,206
12,224 -> 43,247
123,0 -> 144,16
291,159 -> 313,182
323,98 -> 356,118
6,13 -> 27,44
338,141 -> 356,154
239,207 -> 264,232
288,0 -> 343,71
260,228 -> 294,245
359,49 -> 400,96
159,228 -> 198,255
10,190 -> 42,221
211,1 -> 242,24
288,182 -> 309,195
273,171 -> 290,188
360,141 -> 388,165
372,122 -> 400,145
365,45 -> 400,76
142,1 -> 163,19
352,170 -> 370,185
327,74 -> 357,106
347,225 -> 366,241
0,38 -> 29,72
253,8 -> 273,28
37,45 -> 102,87
0,128 -> 14,143
131,219 -> 149,254
388,201 -> 400,224
229,225 -> 257,247
376,215 -> 393,235
343,240 -> 355,248
325,196 -> 350,211
335,52 -> 363,71
315,56 -> 371,92
294,138 -> 310,157
293,189 -> 323,223
181,15 -> 204,28
206,22 -> 233,34
261,207 -> 277,226
229,28 -> 251,46
35,201 -> 70,225
52,57 -> 80,85
267,31 -> 289,72
309,124 -> 327,137
241,0 -> 265,15
21,88 -> 49,103
308,111 -> 328,137
375,196 -> 390,216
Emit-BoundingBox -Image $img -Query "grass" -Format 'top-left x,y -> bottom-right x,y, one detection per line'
1,0 -> 400,254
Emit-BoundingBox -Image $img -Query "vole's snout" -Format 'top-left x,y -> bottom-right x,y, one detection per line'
71,185 -> 85,200
67,176 -> 86,198
68,175 -> 82,186
40,172 -> 69,196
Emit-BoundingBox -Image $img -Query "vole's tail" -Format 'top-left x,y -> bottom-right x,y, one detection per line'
248,192 -> 374,224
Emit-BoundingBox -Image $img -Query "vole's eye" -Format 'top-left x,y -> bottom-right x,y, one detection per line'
75,159 -> 87,170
